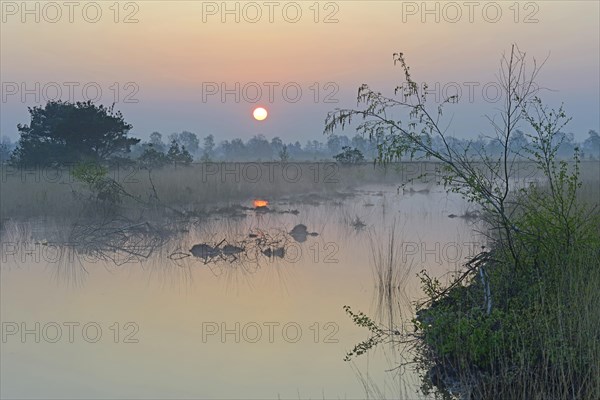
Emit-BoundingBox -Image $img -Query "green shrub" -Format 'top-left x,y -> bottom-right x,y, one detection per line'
72,162 -> 123,205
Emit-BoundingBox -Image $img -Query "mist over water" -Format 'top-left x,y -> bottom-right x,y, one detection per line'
1,184 -> 479,399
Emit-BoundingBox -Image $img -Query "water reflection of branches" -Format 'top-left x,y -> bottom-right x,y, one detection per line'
70,216 -> 171,266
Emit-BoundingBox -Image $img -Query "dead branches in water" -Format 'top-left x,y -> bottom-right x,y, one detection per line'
70,216 -> 170,265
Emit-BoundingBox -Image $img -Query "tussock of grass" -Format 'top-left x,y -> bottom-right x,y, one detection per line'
415,170 -> 600,399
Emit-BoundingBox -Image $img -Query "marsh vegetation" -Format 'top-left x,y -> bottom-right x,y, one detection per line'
1,46 -> 599,400
328,46 -> 600,399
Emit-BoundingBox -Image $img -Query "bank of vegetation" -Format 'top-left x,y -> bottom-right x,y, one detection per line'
334,46 -> 600,399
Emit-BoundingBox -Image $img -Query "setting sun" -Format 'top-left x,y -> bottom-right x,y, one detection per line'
253,107 -> 268,121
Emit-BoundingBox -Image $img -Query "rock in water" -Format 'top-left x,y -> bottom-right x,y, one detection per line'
190,244 -> 220,259
290,224 -> 308,234
289,224 -> 318,243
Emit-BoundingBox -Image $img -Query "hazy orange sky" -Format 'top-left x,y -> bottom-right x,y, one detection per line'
1,1 -> 598,142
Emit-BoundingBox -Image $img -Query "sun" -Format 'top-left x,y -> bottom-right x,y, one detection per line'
253,107 -> 268,121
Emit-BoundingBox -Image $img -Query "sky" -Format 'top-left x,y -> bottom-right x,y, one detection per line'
1,1 -> 599,143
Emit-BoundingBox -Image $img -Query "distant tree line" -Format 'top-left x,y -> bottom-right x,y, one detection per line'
128,131 -> 380,163
1,101 -> 599,167
126,128 -> 600,164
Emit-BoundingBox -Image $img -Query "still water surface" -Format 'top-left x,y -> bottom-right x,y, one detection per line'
1,185 -> 480,399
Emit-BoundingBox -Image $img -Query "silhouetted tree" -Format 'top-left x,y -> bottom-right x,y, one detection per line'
149,132 -> 166,153
0,136 -> 14,163
334,146 -> 365,164
181,131 -> 199,155
138,145 -> 169,169
12,101 -> 139,166
202,134 -> 215,161
288,141 -> 303,158
169,131 -> 199,155
278,145 -> 290,162
271,136 -> 284,155
554,131 -> 576,159
167,140 -> 193,165
222,138 -> 246,160
327,134 -> 350,155
508,130 -> 530,156
582,130 -> 600,159
247,135 -> 272,160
